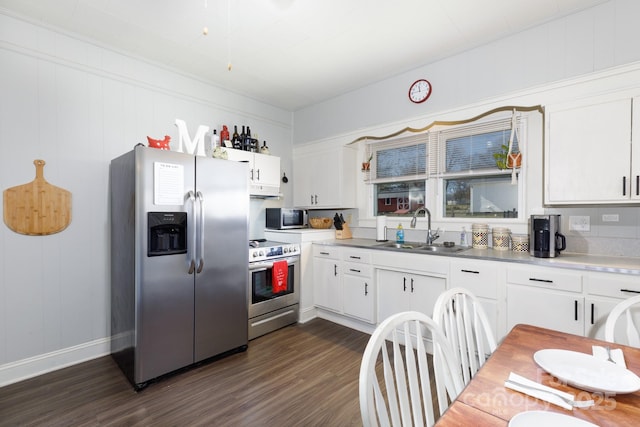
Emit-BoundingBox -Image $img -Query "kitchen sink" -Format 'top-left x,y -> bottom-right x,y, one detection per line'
375,241 -> 469,254
376,241 -> 425,250
417,244 -> 468,253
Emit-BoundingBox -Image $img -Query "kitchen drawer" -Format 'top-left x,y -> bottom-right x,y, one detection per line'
342,248 -> 372,264
343,262 -> 373,278
586,271 -> 640,298
450,259 -> 500,299
506,266 -> 582,293
313,244 -> 341,259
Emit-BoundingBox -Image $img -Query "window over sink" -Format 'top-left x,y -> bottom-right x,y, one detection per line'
367,111 -> 527,221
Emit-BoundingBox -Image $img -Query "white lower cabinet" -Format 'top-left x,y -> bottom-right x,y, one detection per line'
585,271 -> 640,341
342,249 -> 375,323
313,246 -> 342,313
377,269 -> 446,323
449,259 -> 502,340
506,266 -> 584,336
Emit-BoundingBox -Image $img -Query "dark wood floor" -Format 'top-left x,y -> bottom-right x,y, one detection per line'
0,319 -> 370,426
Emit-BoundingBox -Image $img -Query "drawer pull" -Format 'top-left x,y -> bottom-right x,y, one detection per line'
350,255 -> 361,260
529,277 -> 553,284
461,269 -> 480,274
621,288 -> 640,294
349,268 -> 361,273
319,251 -> 330,255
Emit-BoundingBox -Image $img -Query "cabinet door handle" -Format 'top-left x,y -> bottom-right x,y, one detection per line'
364,283 -> 368,296
403,277 -> 407,291
636,175 -> 640,196
334,264 -> 337,276
623,176 -> 627,196
574,300 -> 578,321
591,303 -> 595,325
310,195 -> 314,204
529,277 -> 553,284
350,255 -> 361,260
250,169 -> 254,181
349,268 -> 361,273
256,169 -> 260,181
461,269 -> 480,274
411,278 -> 415,293
621,288 -> 640,294
314,195 -> 318,204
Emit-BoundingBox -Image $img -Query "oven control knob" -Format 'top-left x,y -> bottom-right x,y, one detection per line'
284,247 -> 289,253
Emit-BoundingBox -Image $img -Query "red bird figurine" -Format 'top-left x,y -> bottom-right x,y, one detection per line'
147,135 -> 171,150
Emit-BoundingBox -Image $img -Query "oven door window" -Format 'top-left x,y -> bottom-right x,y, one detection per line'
251,263 -> 295,304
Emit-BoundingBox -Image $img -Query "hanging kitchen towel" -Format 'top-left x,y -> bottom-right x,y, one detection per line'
272,260 -> 288,293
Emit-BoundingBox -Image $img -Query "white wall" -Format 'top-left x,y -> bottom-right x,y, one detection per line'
0,12 -> 292,385
294,0 -> 640,145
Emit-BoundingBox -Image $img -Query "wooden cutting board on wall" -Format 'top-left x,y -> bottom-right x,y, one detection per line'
3,160 -> 72,235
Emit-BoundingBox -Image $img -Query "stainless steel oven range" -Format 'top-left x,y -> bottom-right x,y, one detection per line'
248,240 -> 300,339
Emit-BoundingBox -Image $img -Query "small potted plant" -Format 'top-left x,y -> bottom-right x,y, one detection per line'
493,144 -> 521,170
362,153 -> 373,171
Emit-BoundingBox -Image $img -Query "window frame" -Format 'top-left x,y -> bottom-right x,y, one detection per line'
366,113 -> 527,224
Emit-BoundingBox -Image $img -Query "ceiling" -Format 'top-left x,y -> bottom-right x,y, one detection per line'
0,0 -> 608,111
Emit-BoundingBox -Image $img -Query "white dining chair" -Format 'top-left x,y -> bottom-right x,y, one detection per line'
359,311 -> 464,427
604,294 -> 640,347
433,287 -> 497,384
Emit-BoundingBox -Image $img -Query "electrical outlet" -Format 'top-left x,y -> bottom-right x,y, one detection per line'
569,215 -> 590,232
602,214 -> 619,222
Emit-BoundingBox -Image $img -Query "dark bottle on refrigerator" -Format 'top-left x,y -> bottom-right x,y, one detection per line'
232,125 -> 240,149
245,126 -> 252,151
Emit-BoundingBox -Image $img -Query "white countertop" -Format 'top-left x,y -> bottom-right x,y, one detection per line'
314,238 -> 640,276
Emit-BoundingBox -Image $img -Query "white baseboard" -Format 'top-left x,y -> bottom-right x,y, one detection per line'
0,338 -> 110,387
298,306 -> 317,324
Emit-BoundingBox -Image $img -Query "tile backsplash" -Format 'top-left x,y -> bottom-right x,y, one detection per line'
547,206 -> 640,258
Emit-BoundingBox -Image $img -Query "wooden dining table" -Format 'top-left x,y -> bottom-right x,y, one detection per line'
435,324 -> 640,426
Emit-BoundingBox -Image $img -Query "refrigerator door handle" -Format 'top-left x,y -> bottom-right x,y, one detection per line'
196,191 -> 205,273
186,190 -> 196,274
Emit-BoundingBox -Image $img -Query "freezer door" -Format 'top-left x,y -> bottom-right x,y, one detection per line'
135,147 -> 196,383
193,156 -> 249,362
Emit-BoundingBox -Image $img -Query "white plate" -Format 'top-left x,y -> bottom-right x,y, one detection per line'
534,349 -> 640,394
509,411 -> 598,427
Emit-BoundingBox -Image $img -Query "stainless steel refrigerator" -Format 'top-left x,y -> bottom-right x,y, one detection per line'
110,145 -> 249,389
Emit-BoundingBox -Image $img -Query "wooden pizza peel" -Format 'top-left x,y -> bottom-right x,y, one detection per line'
3,159 -> 72,235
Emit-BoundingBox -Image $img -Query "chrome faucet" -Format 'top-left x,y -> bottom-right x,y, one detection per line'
410,207 -> 439,245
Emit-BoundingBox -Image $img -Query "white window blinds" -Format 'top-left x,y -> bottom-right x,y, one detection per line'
368,134 -> 428,183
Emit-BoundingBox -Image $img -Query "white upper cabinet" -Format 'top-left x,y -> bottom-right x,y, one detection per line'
226,150 -> 280,196
293,146 -> 356,209
545,96 -> 636,204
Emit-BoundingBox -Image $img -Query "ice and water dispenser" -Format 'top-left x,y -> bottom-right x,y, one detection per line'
147,212 -> 187,256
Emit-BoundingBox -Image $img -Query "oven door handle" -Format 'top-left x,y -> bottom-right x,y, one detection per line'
249,257 -> 299,271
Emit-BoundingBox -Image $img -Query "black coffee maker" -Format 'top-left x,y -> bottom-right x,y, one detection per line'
530,214 -> 566,258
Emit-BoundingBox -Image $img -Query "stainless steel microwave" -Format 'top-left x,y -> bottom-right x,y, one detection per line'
265,208 -> 308,229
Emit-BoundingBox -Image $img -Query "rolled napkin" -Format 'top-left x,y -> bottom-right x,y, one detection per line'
592,345 -> 627,367
504,372 -> 576,410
